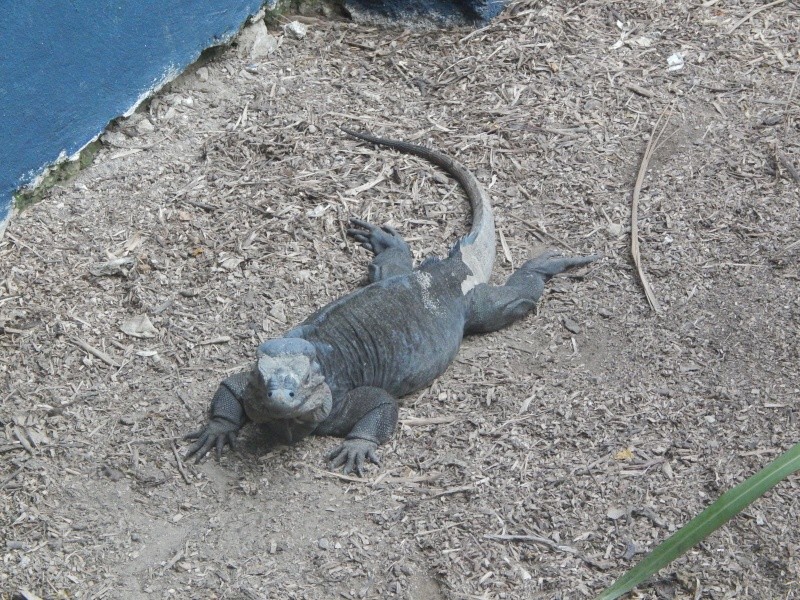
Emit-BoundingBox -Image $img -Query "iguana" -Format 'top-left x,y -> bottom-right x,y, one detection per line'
185,127 -> 598,475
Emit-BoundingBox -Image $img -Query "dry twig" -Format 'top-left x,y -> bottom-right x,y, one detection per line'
399,416 -> 457,426
485,532 -> 578,554
727,0 -> 787,34
630,107 -> 675,314
777,70 -> 800,184
171,440 -> 192,485
777,152 -> 800,184
69,337 -> 121,368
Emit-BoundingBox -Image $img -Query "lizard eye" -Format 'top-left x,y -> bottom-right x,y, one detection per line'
289,392 -> 295,398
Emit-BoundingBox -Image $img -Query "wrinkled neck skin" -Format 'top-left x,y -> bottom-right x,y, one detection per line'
242,338 -> 333,426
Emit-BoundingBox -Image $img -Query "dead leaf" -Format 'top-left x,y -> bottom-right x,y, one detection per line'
219,252 -> 244,270
607,507 -> 627,520
89,257 -> 134,277
121,314 -> 157,338
614,448 -> 634,461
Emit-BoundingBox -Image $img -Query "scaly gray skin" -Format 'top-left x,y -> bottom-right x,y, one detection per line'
185,127 -> 599,475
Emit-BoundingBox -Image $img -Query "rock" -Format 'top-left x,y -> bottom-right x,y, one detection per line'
269,302 -> 287,324
101,131 -> 128,148
284,21 -> 307,40
562,317 -> 581,334
136,118 -> 155,135
237,20 -> 278,60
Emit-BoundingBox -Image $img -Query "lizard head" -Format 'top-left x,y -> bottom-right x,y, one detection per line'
243,338 -> 331,422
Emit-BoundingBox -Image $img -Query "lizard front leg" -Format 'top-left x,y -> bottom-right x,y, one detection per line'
347,218 -> 413,283
314,386 -> 399,476
184,373 -> 249,462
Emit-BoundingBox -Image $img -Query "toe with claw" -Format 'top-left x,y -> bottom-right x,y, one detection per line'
327,438 -> 381,477
347,218 -> 407,256
184,417 -> 240,463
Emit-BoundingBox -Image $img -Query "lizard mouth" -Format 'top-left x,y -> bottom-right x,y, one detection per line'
264,386 -> 301,413
243,375 -> 303,420
244,383 -> 329,423
243,364 -> 330,422
243,345 -> 332,423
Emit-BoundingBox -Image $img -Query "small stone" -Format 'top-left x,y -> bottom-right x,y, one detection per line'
196,67 -> 209,82
607,507 -> 626,520
623,541 -> 637,560
598,308 -> 613,318
432,172 -> 449,185
136,118 -> 155,134
269,302 -> 286,324
101,131 -> 128,148
317,538 -> 331,550
284,21 -> 307,39
562,317 -> 581,334
667,52 -> 685,72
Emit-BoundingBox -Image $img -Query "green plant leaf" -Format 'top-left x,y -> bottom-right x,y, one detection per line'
596,441 -> 800,600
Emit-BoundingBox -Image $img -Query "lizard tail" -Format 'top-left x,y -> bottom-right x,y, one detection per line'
340,126 -> 495,292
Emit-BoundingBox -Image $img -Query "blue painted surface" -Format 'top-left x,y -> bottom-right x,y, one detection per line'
0,1 -> 265,228
344,0 -> 508,25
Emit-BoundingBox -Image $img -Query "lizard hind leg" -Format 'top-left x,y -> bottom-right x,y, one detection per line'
464,250 -> 599,335
347,218 -> 413,283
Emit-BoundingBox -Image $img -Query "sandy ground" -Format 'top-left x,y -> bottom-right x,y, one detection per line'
1,1 -> 798,598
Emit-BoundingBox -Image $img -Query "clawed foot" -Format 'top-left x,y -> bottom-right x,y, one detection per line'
183,418 -> 240,463
326,438 -> 381,477
525,250 -> 600,277
347,218 -> 409,256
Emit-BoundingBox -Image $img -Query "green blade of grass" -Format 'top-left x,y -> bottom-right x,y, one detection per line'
596,442 -> 800,600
